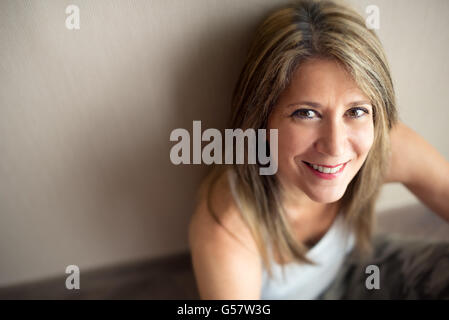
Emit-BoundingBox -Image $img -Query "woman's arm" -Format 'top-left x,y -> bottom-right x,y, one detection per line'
385,121 -> 449,222
189,209 -> 263,299
188,172 -> 263,299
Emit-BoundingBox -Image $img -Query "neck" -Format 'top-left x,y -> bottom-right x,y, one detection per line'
278,178 -> 341,223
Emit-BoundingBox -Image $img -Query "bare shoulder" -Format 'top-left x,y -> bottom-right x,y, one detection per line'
188,168 -> 262,299
189,168 -> 259,254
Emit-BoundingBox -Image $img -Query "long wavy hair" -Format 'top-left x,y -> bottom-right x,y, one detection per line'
204,0 -> 398,277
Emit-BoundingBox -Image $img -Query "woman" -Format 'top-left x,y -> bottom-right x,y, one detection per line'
188,0 -> 449,299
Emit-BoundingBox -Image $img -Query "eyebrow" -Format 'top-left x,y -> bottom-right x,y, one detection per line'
286,100 -> 372,108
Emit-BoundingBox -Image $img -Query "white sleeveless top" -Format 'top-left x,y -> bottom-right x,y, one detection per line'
226,169 -> 355,300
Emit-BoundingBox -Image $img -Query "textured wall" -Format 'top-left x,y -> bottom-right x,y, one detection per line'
1,0 -> 448,287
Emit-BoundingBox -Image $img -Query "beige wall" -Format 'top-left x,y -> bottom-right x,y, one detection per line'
1,0 -> 448,287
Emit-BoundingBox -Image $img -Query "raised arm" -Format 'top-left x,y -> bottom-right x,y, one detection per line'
385,121 -> 449,222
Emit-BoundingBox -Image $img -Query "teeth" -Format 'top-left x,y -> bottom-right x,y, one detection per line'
309,163 -> 343,174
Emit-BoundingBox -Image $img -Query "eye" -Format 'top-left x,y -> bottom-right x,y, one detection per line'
346,107 -> 370,118
290,109 -> 320,120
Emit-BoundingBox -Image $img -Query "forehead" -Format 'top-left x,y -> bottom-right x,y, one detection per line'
280,58 -> 369,103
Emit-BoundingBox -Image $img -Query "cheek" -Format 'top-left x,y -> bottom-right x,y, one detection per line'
268,112 -> 293,157
350,122 -> 375,158
276,124 -> 313,160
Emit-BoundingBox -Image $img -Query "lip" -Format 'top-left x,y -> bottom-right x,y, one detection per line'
302,160 -> 349,180
303,161 -> 348,168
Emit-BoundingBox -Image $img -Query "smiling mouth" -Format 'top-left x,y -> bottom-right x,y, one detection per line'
302,161 -> 348,174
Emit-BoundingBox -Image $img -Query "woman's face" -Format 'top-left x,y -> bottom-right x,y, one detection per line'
267,58 -> 374,204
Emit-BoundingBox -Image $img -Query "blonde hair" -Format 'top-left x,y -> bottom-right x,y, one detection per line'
205,0 -> 397,277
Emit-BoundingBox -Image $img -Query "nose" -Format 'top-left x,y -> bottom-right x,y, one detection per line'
314,117 -> 347,157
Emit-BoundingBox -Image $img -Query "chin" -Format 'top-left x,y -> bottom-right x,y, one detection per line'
305,187 -> 347,204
